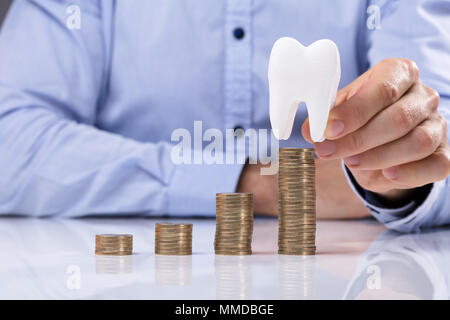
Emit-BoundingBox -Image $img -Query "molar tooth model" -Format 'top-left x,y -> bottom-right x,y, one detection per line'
268,37 -> 341,142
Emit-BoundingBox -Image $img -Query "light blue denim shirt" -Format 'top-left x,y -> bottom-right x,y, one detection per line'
0,0 -> 448,232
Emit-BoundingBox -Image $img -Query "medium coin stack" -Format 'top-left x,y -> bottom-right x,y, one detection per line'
95,234 -> 133,256
214,193 -> 253,255
278,148 -> 316,255
155,223 -> 193,255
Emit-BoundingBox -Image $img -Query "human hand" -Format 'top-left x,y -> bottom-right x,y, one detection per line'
302,58 -> 450,203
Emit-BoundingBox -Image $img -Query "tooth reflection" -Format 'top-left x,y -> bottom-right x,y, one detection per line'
278,255 -> 316,299
215,255 -> 252,299
95,255 -> 133,274
155,255 -> 192,286
343,229 -> 450,300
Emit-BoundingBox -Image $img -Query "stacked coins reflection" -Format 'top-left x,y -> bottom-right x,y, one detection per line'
155,255 -> 192,285
278,256 -> 316,299
278,148 -> 316,255
214,193 -> 253,255
155,223 -> 193,255
215,255 -> 252,299
95,256 -> 133,274
95,234 -> 133,256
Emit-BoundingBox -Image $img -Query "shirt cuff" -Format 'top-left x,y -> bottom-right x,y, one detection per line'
166,162 -> 244,217
341,161 -> 440,232
383,180 -> 446,233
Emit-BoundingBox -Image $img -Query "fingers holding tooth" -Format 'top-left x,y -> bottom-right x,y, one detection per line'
304,57 -> 449,197
343,116 -> 444,170
317,82 -> 436,159
324,58 -> 419,140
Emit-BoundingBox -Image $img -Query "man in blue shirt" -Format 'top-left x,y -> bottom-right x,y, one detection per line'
0,0 -> 448,233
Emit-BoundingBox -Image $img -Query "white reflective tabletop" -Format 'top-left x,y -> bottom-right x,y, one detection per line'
0,217 -> 448,299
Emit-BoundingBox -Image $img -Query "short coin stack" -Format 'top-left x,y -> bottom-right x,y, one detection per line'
155,223 -> 193,255
214,193 -> 253,255
278,148 -> 316,255
95,234 -> 133,256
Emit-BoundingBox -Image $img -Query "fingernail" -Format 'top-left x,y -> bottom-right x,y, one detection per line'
344,155 -> 360,166
383,167 -> 398,180
325,119 -> 344,138
315,140 -> 336,157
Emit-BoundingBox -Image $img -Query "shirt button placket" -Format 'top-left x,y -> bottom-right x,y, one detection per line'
224,0 -> 253,133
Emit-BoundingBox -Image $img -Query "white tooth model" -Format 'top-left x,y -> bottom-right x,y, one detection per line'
268,37 -> 341,142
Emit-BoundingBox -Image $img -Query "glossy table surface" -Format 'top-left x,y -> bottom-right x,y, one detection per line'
1,216 -> 449,300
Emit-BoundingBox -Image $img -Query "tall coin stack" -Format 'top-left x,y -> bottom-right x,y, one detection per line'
95,234 -> 133,256
214,193 -> 253,255
155,223 -> 193,255
278,148 -> 316,255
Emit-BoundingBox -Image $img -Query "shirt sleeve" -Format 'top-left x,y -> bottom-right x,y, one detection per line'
342,163 -> 450,233
344,0 -> 450,232
0,0 -> 243,217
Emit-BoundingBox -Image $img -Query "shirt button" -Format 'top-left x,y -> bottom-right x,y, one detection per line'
234,126 -> 244,137
233,27 -> 245,40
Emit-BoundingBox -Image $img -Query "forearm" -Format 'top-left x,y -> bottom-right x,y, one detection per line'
0,106 -> 164,216
0,107 -> 243,217
315,158 -> 370,219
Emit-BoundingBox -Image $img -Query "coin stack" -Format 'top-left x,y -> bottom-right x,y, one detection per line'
155,223 -> 193,255
95,234 -> 133,256
214,193 -> 253,255
278,148 -> 316,255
